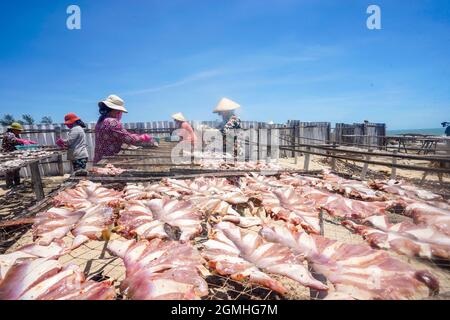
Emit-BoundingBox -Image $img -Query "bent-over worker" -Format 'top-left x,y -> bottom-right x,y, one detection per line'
94,94 -> 157,163
56,113 -> 89,174
213,97 -> 242,157
171,112 -> 197,144
1,122 -> 37,188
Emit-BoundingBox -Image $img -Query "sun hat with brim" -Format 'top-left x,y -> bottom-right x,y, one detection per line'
99,94 -> 128,113
64,113 -> 81,125
171,112 -> 187,122
213,97 -> 241,113
8,122 -> 24,131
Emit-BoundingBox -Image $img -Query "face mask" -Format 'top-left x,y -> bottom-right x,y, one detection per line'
115,112 -> 123,121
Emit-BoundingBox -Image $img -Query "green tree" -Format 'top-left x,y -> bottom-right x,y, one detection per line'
21,114 -> 35,125
0,114 -> 16,126
41,116 -> 53,124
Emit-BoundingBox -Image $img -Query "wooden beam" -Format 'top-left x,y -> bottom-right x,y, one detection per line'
360,149 -> 372,180
303,146 -> 311,171
29,161 -> 45,201
391,150 -> 398,180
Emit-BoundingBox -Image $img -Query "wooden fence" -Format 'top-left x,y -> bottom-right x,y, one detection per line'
335,122 -> 386,147
1,120 -> 386,177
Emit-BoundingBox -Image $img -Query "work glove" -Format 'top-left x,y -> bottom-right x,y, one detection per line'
141,134 -> 152,143
56,138 -> 66,148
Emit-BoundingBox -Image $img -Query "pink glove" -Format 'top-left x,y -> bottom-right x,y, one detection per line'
17,138 -> 37,145
56,138 -> 66,148
141,134 -> 152,143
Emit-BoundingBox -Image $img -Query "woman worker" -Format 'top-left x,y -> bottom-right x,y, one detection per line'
213,97 -> 242,158
56,113 -> 89,174
1,122 -> 37,188
171,112 -> 197,144
214,97 -> 242,133
94,94 -> 156,163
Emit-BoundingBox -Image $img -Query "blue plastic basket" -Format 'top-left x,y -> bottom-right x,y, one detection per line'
15,144 -> 40,150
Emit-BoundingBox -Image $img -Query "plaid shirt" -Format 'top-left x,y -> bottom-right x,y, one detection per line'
222,115 -> 242,134
1,132 -> 22,152
94,117 -> 146,163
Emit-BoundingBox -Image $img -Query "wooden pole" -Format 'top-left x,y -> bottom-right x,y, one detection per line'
360,149 -> 372,180
57,154 -> 64,176
309,210 -> 327,299
304,146 -> 311,171
29,161 -> 45,201
391,150 -> 398,180
330,143 -> 337,171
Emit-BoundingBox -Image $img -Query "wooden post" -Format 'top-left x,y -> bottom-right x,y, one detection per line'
57,154 -> 64,176
391,150 -> 398,180
309,210 -> 327,299
29,161 -> 45,201
304,146 -> 311,171
294,125 -> 299,164
360,149 -> 372,180
330,143 -> 337,171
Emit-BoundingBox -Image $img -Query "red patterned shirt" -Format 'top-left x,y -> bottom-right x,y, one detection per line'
94,117 -> 146,163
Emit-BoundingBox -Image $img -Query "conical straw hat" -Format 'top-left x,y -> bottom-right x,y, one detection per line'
213,97 -> 240,113
171,112 -> 187,122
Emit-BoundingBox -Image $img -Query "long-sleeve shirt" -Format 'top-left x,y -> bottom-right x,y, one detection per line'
63,125 -> 89,161
220,115 -> 242,134
1,132 -> 23,152
179,121 -> 197,143
94,117 -> 147,163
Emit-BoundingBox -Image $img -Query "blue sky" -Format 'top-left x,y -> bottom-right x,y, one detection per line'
0,0 -> 449,130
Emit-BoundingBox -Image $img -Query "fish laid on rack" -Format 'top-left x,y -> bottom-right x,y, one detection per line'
90,164 -> 125,176
343,216 -> 450,260
256,188 -> 320,234
240,173 -> 288,196
118,198 -> 202,242
0,240 -> 66,282
260,223 -> 439,300
187,191 -> 248,216
369,179 -> 443,202
164,177 -> 248,216
404,203 -> 450,236
164,177 -> 239,196
53,180 -> 123,209
107,238 -> 208,300
32,207 -> 84,245
279,174 -> 323,188
124,183 -> 181,200
321,170 -> 387,201
221,215 -> 264,228
0,258 -> 115,300
316,192 -> 396,219
203,222 -> 328,294
71,205 -> 114,249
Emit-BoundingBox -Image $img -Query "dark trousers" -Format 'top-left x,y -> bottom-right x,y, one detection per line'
5,169 -> 21,188
72,158 -> 88,171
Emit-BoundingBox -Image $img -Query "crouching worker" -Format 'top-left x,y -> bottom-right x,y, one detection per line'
94,94 -> 157,163
1,122 -> 37,188
56,113 -> 89,175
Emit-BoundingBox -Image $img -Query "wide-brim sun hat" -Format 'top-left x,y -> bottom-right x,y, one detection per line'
8,122 -> 23,131
213,97 -> 241,113
99,94 -> 128,113
64,113 -> 81,125
171,112 -> 187,122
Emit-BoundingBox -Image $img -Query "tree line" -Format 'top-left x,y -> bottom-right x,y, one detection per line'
0,114 -> 53,126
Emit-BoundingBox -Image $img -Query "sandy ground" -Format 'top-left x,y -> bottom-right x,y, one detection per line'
278,155 -> 450,198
